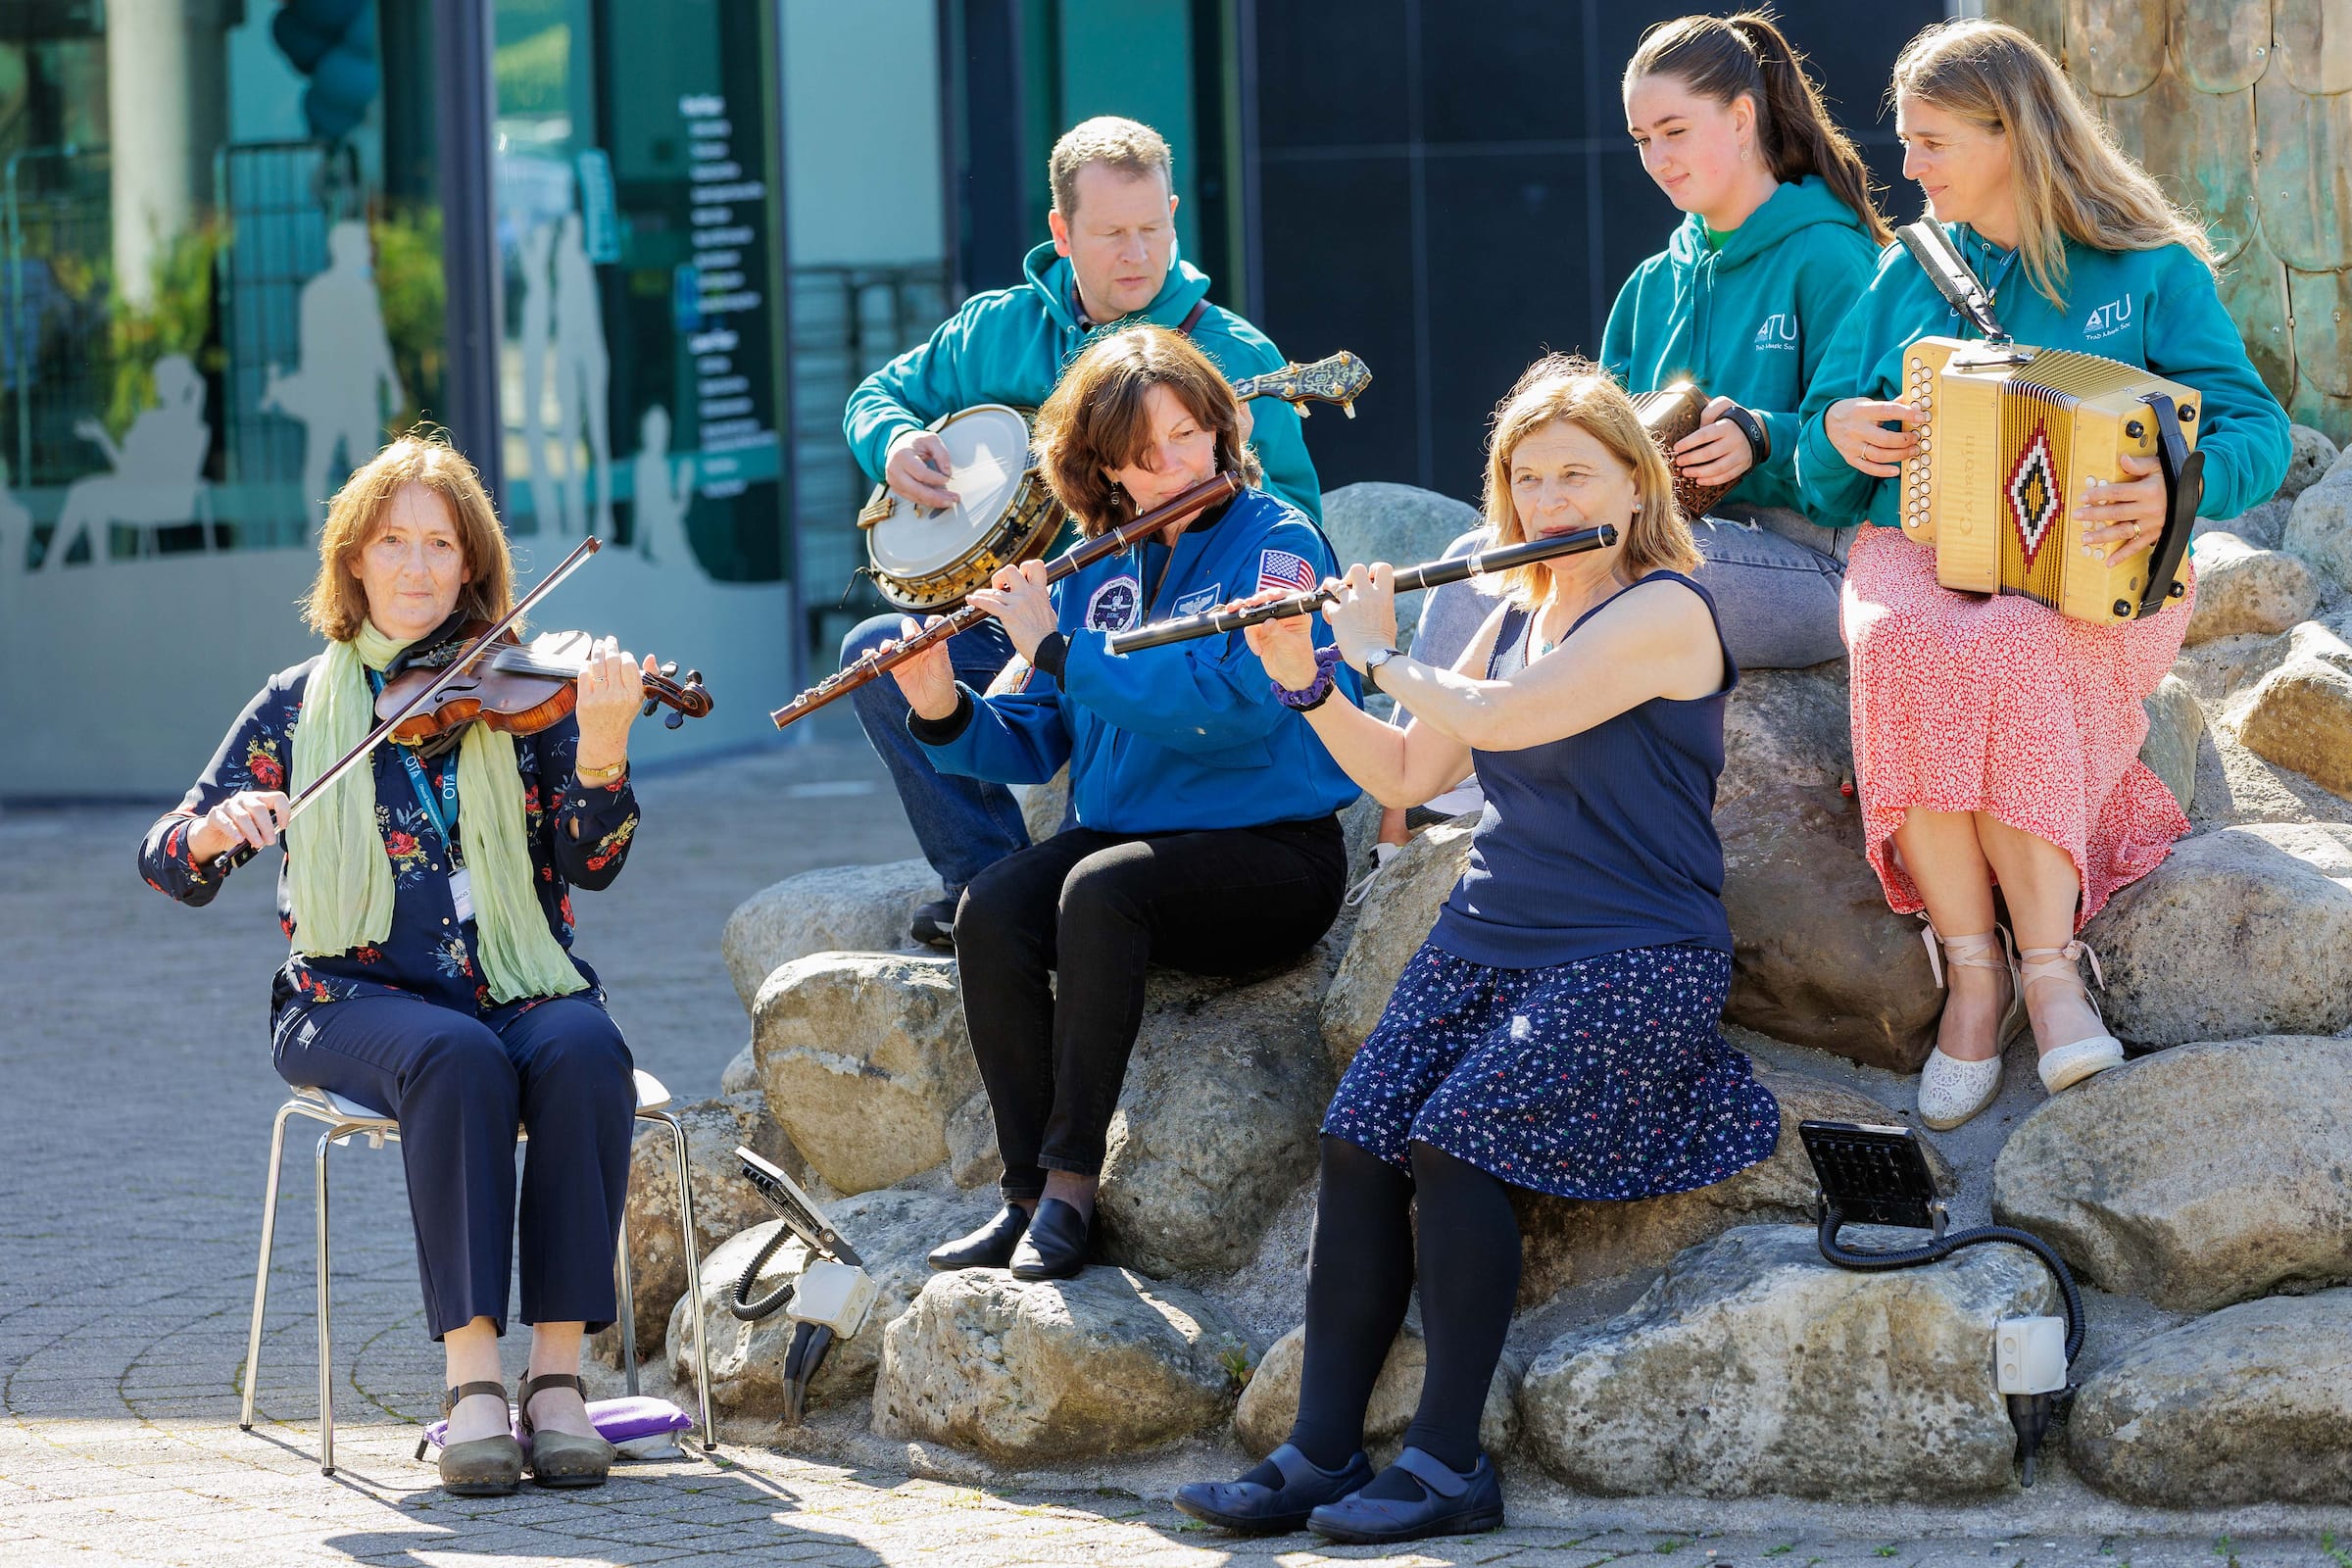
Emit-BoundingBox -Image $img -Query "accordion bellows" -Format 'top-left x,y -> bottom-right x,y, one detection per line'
1898,337 -> 2200,624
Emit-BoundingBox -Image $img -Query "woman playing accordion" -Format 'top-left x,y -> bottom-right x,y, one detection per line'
1795,21 -> 2290,1130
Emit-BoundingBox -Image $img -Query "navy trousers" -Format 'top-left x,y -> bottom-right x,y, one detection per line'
271,995 -> 636,1340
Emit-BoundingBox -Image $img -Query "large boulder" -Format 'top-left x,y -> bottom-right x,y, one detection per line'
2067,1289 -> 2352,1506
754,939 -> 1336,1273
1320,483 -> 1484,599
2279,421 -> 2341,501
2237,637 -> 2352,799
2194,495 -> 2291,551
1718,784 -> 1941,1071
595,1093 -> 805,1364
1097,944 -> 1342,1277
1520,1224 -> 2056,1501
2083,823 -> 2352,1046
1990,1035 -> 2352,1312
1234,1319 -> 1521,1466
1516,1065 -> 1949,1306
1017,767 -> 1068,844
1319,814 -> 1478,1073
2282,453 -> 2352,588
722,860 -> 937,1009
1718,662 -> 1852,810
2137,674 -> 2203,814
752,952 -> 978,1195
666,1183 -> 999,1421
872,1268 -> 1250,1466
2182,533 -> 2320,645
719,1042 -> 759,1096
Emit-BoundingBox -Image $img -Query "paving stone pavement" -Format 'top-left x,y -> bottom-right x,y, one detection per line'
3,717 -> 2344,1567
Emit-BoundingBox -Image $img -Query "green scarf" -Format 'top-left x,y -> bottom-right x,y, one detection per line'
287,621 -> 588,1004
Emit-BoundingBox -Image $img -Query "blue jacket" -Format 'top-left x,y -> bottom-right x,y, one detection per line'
1601,175 -> 1879,512
1797,226 -> 2290,529
915,488 -> 1362,833
842,242 -> 1322,521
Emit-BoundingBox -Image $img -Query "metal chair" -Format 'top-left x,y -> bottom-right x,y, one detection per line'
238,1067 -> 715,1474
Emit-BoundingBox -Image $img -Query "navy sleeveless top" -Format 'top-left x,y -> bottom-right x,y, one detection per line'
1429,571 -> 1738,969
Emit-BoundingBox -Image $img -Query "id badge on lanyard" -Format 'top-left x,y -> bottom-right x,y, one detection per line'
372,672 -> 471,925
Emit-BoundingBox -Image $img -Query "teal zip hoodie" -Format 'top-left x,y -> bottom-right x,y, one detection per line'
841,241 -> 1321,520
1795,225 -> 2289,530
1601,175 -> 1878,512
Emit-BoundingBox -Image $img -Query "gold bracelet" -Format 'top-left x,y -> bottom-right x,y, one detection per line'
577,759 -> 627,784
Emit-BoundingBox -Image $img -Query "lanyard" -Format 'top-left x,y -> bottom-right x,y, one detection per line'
368,670 -> 460,848
1955,226 -> 2022,334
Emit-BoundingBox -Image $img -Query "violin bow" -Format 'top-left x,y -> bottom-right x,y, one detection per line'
207,535 -> 605,881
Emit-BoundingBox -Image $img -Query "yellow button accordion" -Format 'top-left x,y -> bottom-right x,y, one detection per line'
1889,222 -> 2204,625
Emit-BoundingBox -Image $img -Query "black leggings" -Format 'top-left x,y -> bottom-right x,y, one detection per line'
954,818 -> 1347,1200
1288,1134 -> 1522,1472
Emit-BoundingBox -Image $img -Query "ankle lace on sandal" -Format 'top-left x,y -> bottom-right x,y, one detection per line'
1917,921 -> 2024,1131
2018,940 -> 2125,1094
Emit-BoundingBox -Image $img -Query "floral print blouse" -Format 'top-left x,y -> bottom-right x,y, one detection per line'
136,656 -> 640,1022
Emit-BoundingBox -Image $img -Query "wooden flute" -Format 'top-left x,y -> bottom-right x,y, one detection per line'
768,470 -> 1244,729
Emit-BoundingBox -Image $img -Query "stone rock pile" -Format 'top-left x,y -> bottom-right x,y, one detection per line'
627,456 -> 2352,1505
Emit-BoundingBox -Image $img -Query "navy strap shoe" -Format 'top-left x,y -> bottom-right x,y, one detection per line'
1172,1444 -> 1374,1535
1306,1446 -> 1504,1544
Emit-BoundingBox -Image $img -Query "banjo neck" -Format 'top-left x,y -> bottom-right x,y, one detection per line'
1227,349 -> 1371,418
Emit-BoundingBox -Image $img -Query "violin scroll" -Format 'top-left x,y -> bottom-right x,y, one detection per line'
642,662 -> 711,731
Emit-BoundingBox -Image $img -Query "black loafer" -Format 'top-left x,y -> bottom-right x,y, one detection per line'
1007,1197 -> 1090,1280
1172,1443 -> 1374,1535
927,1203 -> 1029,1271
910,897 -> 957,950
1307,1447 -> 1503,1545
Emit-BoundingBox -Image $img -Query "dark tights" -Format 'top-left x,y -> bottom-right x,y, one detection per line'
1277,1134 -> 1522,1490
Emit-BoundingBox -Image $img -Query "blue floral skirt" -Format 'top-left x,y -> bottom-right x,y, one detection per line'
1322,942 -> 1781,1200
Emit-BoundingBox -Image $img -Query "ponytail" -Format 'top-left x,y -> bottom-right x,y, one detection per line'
1627,10 -> 1893,245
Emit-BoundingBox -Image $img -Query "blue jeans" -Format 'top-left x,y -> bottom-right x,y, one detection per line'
1687,511 -> 1852,670
842,611 -> 1033,895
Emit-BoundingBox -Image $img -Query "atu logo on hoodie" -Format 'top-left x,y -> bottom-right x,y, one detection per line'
2083,296 -> 2133,340
1752,312 -> 1798,351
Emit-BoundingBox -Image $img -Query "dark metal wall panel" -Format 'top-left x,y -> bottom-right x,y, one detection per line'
432,0 -> 505,497
1242,0 -> 1939,498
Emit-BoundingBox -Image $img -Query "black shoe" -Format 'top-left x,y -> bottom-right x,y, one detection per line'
1007,1197 -> 1090,1280
1307,1448 -> 1503,1545
927,1203 -> 1029,1271
910,897 -> 957,950
1172,1444 -> 1374,1535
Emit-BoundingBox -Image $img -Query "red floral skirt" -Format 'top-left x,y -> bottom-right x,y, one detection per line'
1839,528 -> 2192,931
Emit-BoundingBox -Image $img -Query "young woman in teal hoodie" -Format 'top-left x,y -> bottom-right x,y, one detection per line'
1604,11 -> 1890,667
1796,21 -> 2289,1131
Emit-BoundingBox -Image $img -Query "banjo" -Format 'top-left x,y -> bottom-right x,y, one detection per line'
855,351 -> 1373,614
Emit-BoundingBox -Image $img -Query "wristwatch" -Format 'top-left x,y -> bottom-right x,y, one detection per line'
1358,645 -> 1405,693
578,759 -> 628,785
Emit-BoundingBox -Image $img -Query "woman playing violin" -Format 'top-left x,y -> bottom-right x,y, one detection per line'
135,433 -> 659,1496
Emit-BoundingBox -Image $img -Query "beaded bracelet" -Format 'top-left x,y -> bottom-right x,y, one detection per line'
1272,645 -> 1345,711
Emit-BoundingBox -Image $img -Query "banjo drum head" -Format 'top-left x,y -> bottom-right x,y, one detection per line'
867,405 -> 1036,581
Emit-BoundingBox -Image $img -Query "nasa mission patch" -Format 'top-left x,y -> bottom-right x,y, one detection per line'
1086,574 -> 1142,632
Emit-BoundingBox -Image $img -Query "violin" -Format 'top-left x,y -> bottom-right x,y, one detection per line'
378,623 -> 714,745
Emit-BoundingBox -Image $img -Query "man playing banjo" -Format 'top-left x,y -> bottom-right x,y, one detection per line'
838,115 -> 1323,948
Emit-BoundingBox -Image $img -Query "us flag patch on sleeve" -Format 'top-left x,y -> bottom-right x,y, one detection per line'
1258,548 -> 1317,594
